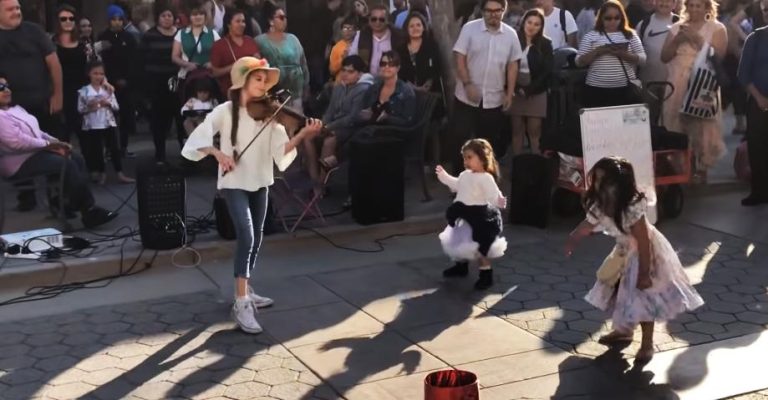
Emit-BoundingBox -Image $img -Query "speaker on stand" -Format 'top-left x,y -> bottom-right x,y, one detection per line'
349,135 -> 405,225
137,164 -> 187,250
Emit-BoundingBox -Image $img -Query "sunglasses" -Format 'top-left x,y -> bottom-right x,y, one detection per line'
369,16 -> 386,23
274,15 -> 286,20
0,83 -> 10,91
379,60 -> 399,68
603,15 -> 621,21
60,16 -> 76,22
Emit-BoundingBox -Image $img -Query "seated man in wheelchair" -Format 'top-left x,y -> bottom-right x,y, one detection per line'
0,73 -> 117,229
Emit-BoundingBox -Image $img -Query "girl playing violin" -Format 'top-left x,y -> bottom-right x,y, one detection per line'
182,57 -> 322,334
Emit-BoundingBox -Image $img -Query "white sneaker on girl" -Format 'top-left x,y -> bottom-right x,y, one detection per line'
232,298 -> 263,334
248,285 -> 274,308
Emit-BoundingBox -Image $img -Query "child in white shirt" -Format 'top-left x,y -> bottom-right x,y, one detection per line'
77,61 -> 134,184
436,139 -> 508,290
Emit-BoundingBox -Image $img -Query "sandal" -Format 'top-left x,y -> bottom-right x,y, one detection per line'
320,155 -> 338,170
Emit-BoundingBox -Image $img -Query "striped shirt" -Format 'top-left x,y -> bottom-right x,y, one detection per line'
141,27 -> 179,79
577,30 -> 646,88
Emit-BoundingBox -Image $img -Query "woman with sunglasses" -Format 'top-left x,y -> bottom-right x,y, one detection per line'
576,0 -> 647,108
255,6 -> 310,111
356,51 -> 416,132
53,5 -> 87,143
660,0 -> 727,184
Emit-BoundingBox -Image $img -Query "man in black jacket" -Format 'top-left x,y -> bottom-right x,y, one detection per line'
99,4 -> 138,158
348,4 -> 405,76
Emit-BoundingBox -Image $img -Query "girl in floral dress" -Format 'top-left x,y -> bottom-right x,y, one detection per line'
565,157 -> 704,362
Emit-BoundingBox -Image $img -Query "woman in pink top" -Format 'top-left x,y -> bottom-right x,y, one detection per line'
0,73 -> 116,229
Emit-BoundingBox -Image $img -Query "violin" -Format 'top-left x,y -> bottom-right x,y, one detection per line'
246,90 -> 333,138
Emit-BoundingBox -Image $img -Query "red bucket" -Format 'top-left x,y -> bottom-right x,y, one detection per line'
424,369 -> 479,400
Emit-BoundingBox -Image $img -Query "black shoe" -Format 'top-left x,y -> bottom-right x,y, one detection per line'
474,269 -> 494,290
741,196 -> 768,206
443,262 -> 469,278
81,206 -> 118,229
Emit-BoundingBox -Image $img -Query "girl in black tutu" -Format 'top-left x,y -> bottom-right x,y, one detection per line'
436,139 -> 508,290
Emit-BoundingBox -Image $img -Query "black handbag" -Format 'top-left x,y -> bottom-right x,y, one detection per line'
214,193 -> 236,240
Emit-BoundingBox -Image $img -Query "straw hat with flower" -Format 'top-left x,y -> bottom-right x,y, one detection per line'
229,57 -> 280,92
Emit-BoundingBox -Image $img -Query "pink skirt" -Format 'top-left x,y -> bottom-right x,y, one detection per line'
510,92 -> 547,118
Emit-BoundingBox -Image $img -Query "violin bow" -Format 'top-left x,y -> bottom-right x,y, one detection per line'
221,94 -> 292,177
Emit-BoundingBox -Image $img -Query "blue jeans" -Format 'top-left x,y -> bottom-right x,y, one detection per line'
222,188 -> 268,279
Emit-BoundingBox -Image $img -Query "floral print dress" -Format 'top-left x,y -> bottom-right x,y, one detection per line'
584,198 -> 704,332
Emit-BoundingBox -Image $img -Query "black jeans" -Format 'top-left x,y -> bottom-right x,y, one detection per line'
148,78 -> 185,162
10,151 -> 95,213
746,97 -> 768,198
447,97 -> 508,173
80,128 -> 122,173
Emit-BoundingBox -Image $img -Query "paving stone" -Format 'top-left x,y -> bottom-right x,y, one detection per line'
745,302 -> 768,314
49,368 -> 90,385
148,302 -> 187,314
168,368 -> 214,385
719,292 -> 758,305
695,283 -> 728,294
34,355 -> 80,373
728,284 -> 767,295
298,370 -> 324,385
158,312 -> 195,325
87,312 -> 124,324
0,355 -> 37,370
548,330 -> 591,345
224,381 -> 271,399
180,382 -> 227,399
553,282 -> 588,292
269,382 -> 316,399
25,333 -> 64,347
685,321 -> 726,335
100,332 -> 142,346
706,300 -> 747,313
20,322 -> 59,335
543,309 -> 582,322
77,354 -> 121,372
68,344 -> 106,359
93,322 -> 131,335
735,311 -> 768,325
534,274 -> 566,284
488,299 -> 524,313
227,342 -> 273,359
62,332 -> 101,347
656,341 -> 689,351
254,368 -> 300,385
45,381 -> 96,400
81,367 -> 124,386
503,290 -> 539,302
673,331 -> 713,345
107,343 -> 155,359
539,290 -> 573,302
496,273 -> 533,285
568,319 -> 605,334
58,322 -> 92,335
165,321 -> 206,335
136,332 -> 180,346
0,367 -> 46,385
130,381 -> 182,400
129,322 -> 169,335
281,357 -> 309,372
697,311 -> 738,324
559,299 -> 594,312
121,312 -> 160,324
1,381 -> 50,400
523,299 -> 558,310
210,368 -> 254,385
0,343 -> 32,358
526,319 -> 567,332
582,310 -> 610,322
88,378 -> 137,400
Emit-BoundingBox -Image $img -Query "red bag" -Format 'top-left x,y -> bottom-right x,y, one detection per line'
734,140 -> 751,182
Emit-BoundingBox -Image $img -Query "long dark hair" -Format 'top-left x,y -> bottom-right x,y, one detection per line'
594,0 -> 634,39
583,157 -> 645,233
461,139 -> 500,181
229,87 -> 242,159
403,11 -> 433,44
222,8 -> 246,37
517,8 -> 546,49
54,4 -> 80,44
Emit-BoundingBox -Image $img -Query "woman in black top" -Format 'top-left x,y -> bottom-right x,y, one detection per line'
397,12 -> 442,95
510,8 -> 553,155
54,5 -> 88,143
141,5 -> 183,163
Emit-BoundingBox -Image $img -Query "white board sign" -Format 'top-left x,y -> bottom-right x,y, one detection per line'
580,104 -> 657,224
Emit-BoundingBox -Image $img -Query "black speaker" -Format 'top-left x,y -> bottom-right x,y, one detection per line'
349,136 -> 404,225
137,164 -> 186,250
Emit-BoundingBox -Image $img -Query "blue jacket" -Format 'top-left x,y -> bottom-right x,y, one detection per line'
738,26 -> 768,97
358,78 -> 416,127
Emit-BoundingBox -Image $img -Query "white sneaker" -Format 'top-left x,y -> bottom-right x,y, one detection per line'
232,299 -> 263,334
247,285 -> 275,308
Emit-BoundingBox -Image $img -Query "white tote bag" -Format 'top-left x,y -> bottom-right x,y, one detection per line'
680,43 -> 720,119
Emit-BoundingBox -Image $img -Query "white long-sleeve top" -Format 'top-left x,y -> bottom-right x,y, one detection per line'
77,84 -> 119,130
181,102 -> 297,191
437,170 -> 503,207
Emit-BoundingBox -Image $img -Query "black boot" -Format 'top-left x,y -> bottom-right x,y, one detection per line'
474,269 -> 494,290
443,261 -> 469,278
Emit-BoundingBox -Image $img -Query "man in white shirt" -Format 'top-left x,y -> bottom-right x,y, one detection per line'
449,0 -> 522,171
537,0 -> 579,49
